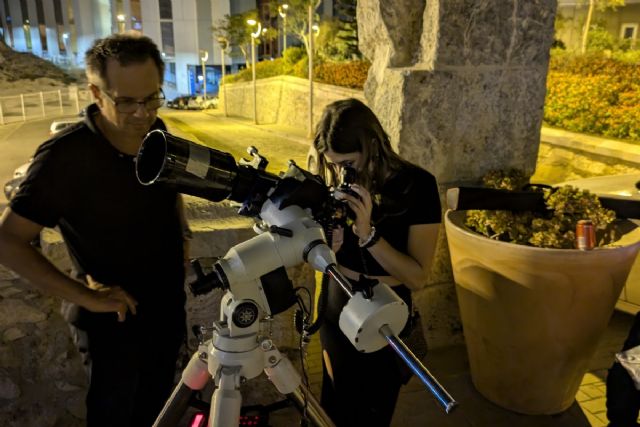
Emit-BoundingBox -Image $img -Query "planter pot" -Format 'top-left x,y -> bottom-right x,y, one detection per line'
444,210 -> 640,415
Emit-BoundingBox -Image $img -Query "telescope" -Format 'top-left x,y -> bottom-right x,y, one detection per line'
136,130 -> 457,427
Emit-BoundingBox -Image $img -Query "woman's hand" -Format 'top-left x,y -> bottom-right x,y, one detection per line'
84,275 -> 138,322
335,184 -> 373,241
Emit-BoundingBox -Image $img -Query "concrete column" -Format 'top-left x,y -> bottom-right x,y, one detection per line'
358,0 -> 557,347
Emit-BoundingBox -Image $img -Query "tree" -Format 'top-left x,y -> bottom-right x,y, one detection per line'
333,0 -> 360,60
212,10 -> 258,66
269,0 -> 322,56
580,0 -> 625,54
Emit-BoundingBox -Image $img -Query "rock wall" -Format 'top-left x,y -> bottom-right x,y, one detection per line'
220,75 -> 365,128
358,0 -> 558,347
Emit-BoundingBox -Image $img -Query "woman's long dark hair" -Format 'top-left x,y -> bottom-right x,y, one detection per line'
312,98 -> 409,193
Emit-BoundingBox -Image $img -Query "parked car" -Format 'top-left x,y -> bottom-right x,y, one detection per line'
49,119 -> 81,135
201,95 -> 219,110
187,95 -> 219,110
3,159 -> 32,201
168,95 -> 191,110
559,173 -> 640,314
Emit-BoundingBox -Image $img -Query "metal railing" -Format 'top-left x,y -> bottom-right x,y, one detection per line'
0,87 -> 94,125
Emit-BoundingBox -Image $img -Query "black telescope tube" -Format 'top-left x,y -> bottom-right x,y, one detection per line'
136,129 -> 239,202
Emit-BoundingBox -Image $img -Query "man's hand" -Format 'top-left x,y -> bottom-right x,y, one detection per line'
85,275 -> 138,322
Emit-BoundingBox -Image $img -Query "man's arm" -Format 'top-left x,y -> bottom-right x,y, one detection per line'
0,208 -> 137,321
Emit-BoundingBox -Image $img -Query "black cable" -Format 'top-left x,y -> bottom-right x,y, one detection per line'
301,273 -> 329,335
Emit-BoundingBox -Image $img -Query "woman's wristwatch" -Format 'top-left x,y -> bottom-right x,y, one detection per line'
358,226 -> 380,249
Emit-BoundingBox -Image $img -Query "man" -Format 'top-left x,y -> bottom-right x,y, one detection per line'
0,33 -> 190,426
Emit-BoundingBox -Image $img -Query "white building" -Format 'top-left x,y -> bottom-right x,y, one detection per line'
0,0 -> 256,99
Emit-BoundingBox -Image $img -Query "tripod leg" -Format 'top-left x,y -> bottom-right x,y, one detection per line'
153,351 -> 211,427
289,383 -> 336,427
262,339 -> 335,427
209,367 -> 242,427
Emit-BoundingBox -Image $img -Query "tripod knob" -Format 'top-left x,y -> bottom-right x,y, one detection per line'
188,259 -> 227,296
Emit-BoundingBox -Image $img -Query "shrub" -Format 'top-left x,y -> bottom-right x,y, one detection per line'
545,53 -> 640,142
292,57 -> 309,79
314,60 -> 370,89
283,47 -> 306,65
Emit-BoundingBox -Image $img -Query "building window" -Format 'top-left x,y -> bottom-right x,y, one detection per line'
159,0 -> 173,57
2,0 -> 13,47
164,62 -> 176,88
19,0 -> 31,50
53,0 -> 66,53
621,23 -> 638,40
620,23 -> 638,49
159,0 -> 172,20
65,0 -> 76,54
131,0 -> 142,31
35,0 -> 46,52
160,22 -> 174,56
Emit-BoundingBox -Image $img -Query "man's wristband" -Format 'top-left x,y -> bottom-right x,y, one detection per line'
358,226 -> 380,249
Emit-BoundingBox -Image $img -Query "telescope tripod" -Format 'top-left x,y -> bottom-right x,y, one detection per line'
153,289 -> 334,427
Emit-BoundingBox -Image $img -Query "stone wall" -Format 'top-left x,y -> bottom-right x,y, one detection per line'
220,75 -> 365,129
533,127 -> 640,184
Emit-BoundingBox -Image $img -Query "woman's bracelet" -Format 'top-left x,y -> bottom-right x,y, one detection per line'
358,226 -> 380,249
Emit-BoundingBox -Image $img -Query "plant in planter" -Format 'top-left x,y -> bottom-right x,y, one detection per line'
444,169 -> 640,415
464,169 -> 617,249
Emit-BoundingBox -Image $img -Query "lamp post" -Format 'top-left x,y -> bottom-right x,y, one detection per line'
247,19 -> 262,125
308,5 -> 320,138
278,4 -> 289,55
116,14 -> 125,33
217,36 -> 228,117
199,49 -> 209,99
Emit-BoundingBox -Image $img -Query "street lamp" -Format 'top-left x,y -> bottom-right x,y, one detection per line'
278,4 -> 289,55
247,19 -> 262,125
199,49 -> 209,99
116,14 -> 125,33
308,5 -> 321,138
217,36 -> 229,117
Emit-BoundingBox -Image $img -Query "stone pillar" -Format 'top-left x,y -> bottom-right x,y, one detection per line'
358,0 -> 557,347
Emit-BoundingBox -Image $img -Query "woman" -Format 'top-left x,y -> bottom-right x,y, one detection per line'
311,98 -> 442,426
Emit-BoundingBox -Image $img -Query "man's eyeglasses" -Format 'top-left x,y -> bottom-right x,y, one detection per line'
98,87 -> 165,113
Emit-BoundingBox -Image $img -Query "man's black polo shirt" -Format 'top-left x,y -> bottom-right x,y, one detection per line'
11,104 -> 185,317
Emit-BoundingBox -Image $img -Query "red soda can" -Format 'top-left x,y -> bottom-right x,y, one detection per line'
576,219 -> 595,250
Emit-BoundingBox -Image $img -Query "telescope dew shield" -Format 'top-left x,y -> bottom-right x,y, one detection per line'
136,129 -> 239,202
